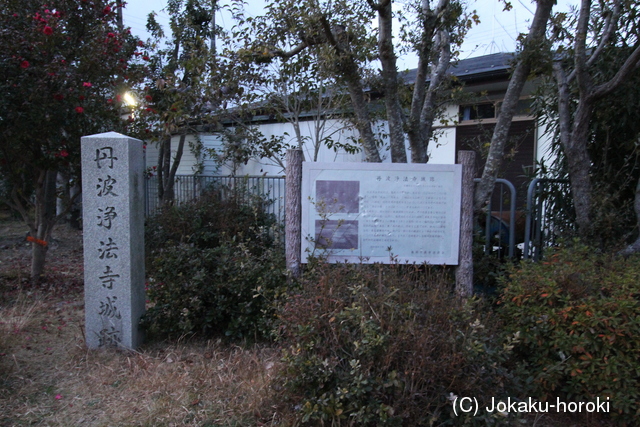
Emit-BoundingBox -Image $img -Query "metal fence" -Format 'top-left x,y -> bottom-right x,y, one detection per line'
523,178 -> 574,260
474,178 -> 519,258
145,174 -> 573,261
145,175 -> 286,222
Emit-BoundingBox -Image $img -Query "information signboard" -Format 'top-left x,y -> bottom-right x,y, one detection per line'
301,162 -> 462,264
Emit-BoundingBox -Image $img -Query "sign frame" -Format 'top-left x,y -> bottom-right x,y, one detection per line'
301,162 -> 462,265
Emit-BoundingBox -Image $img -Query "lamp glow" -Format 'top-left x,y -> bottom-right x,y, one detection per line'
123,92 -> 137,107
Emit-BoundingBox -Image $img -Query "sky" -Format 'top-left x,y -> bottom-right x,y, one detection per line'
121,0 -> 580,66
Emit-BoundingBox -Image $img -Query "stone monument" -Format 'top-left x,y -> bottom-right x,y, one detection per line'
81,132 -> 145,350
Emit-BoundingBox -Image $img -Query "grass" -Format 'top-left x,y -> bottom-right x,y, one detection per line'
0,211 -> 288,426
0,289 -> 285,426
0,210 -> 623,426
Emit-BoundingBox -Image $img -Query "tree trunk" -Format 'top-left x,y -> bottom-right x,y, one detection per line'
285,149 -> 303,277
157,133 -> 187,206
377,1 -> 406,163
157,136 -> 168,202
549,1 -> 640,239
320,16 -> 381,163
562,103 -> 594,235
30,169 -> 57,281
164,132 -> 187,205
474,0 -> 554,212
31,242 -> 49,280
406,0 -> 449,163
417,30 -> 451,161
336,58 -> 381,162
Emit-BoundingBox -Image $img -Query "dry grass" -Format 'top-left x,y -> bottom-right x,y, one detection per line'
0,214 -> 291,427
0,289 -> 287,426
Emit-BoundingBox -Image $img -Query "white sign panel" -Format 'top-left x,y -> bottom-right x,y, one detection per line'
301,162 -> 462,265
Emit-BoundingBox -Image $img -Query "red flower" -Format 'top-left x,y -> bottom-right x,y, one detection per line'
103,6 -> 111,15
107,32 -> 115,38
145,95 -> 152,101
43,26 -> 54,35
75,106 -> 84,113
59,150 -> 69,157
82,82 -> 92,88
142,56 -> 150,61
20,60 -> 30,69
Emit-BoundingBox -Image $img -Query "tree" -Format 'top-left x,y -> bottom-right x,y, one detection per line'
473,0 -> 555,212
142,0 -> 218,205
533,0 -> 640,248
548,0 -> 640,238
0,0 -> 147,280
230,0 -> 475,164
217,61 -> 358,172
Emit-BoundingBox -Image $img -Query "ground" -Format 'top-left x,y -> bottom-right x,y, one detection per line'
0,211 -> 282,426
0,211 -> 620,426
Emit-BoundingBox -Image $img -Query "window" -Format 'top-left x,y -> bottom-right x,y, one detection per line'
459,99 -> 533,122
459,102 -> 495,121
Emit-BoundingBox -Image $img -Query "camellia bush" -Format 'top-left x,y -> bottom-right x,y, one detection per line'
498,244 -> 640,422
0,0 -> 148,280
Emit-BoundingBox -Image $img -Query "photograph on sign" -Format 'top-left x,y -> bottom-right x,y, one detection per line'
301,162 -> 462,265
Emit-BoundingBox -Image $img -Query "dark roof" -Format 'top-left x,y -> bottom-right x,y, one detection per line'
400,52 -> 515,85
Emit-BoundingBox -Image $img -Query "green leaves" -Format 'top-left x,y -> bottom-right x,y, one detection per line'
498,245 -> 640,421
143,186 -> 287,340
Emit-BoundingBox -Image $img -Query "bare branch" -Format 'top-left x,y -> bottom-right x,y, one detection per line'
9,188 -> 35,232
585,0 -> 620,68
272,41 -> 311,59
568,0 -> 621,83
53,189 -> 82,224
319,15 -> 339,50
592,43 -> 640,99
573,0 -> 592,93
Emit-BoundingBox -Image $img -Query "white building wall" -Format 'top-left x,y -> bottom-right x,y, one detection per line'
535,120 -> 556,168
427,104 -> 459,165
143,103 -> 549,177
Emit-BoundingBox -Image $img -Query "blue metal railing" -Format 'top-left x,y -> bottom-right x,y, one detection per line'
523,178 -> 573,260
474,178 -> 517,258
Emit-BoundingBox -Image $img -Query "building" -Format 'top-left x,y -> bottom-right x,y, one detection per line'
145,52 -> 552,199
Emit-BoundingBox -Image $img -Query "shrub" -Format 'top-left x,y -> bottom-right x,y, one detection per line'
143,187 -> 288,340
145,186 -> 279,251
498,244 -> 640,421
275,260 -> 520,425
